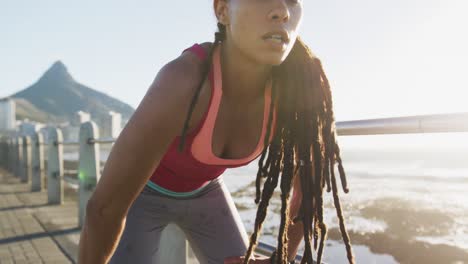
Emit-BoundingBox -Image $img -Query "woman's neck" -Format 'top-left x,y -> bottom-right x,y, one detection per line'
219,42 -> 272,105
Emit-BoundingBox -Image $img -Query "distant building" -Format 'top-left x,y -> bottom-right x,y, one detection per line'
0,97 -> 16,131
101,111 -> 122,138
72,111 -> 91,126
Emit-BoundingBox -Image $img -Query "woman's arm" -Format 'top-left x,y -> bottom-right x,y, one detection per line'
285,148 -> 307,261
78,52 -> 206,264
286,168 -> 304,261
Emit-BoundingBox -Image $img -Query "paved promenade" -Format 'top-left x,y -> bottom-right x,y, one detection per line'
0,168 -> 79,264
0,168 -> 201,264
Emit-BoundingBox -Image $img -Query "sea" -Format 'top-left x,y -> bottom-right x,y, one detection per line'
64,133 -> 468,263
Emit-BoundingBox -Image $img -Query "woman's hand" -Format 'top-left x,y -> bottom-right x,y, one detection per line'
224,254 -> 271,264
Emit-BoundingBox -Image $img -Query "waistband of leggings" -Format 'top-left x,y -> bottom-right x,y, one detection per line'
145,177 -> 223,200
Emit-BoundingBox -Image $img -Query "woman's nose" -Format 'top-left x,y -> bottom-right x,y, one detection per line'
268,0 -> 290,22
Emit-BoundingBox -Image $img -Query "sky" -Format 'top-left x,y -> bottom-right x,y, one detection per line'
1,0 -> 468,123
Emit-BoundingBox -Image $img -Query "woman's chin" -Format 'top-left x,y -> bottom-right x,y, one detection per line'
255,47 -> 291,66
259,55 -> 288,66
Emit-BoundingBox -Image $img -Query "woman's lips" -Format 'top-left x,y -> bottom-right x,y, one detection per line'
263,37 -> 288,51
262,30 -> 290,51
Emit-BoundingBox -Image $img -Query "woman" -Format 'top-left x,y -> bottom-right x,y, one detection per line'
78,0 -> 354,263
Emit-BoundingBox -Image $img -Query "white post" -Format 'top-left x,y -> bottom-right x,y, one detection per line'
0,139 -> 5,168
16,136 -> 24,179
157,224 -> 189,264
47,128 -> 64,204
9,138 -> 16,174
22,136 -> 32,183
5,139 -> 9,169
32,132 -> 45,192
4,139 -> 8,169
78,121 -> 101,228
7,139 -> 11,172
9,139 -> 15,173
5,139 -> 8,171
2,139 -> 7,169
15,137 -> 19,177
102,111 -> 122,138
0,140 -> 4,168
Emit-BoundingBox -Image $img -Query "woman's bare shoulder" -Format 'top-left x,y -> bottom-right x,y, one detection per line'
86,46 -> 211,218
129,43 -> 215,148
199,42 -> 214,53
151,42 -> 214,125
157,42 -> 213,90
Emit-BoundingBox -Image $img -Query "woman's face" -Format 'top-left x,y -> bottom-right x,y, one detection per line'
215,0 -> 303,66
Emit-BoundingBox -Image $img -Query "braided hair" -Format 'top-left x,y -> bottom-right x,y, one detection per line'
178,23 -> 355,264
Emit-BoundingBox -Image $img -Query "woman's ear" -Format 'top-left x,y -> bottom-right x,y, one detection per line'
214,0 -> 229,25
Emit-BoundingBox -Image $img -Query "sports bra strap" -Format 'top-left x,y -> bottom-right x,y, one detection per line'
182,43 -> 208,61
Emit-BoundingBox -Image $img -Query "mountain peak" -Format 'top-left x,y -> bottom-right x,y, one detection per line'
11,60 -> 135,124
50,60 -> 67,72
39,60 -> 74,84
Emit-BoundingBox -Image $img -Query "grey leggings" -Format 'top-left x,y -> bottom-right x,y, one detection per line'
108,177 -> 249,264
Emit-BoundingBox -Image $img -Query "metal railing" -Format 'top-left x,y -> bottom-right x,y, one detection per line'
336,112 -> 468,135
1,111 -> 467,263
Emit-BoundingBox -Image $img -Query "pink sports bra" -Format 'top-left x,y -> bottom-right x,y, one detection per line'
147,43 -> 277,193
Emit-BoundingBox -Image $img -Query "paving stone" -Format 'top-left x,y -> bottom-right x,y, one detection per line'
27,260 -> 44,264
0,258 -> 14,264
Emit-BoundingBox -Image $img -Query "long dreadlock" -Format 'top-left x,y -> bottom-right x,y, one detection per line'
177,23 -> 355,264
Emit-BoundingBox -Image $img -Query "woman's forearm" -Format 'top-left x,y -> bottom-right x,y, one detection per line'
286,164 -> 305,261
287,220 -> 304,260
286,195 -> 304,260
78,209 -> 127,264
